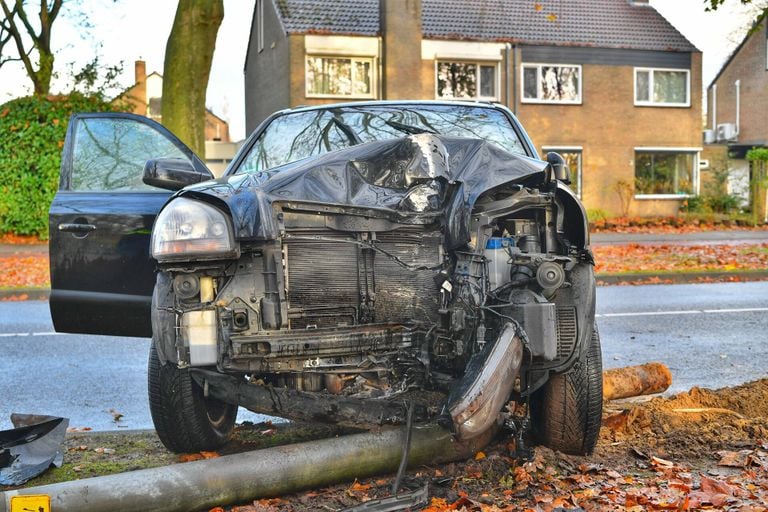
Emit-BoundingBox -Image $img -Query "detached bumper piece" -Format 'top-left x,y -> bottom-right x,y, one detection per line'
446,322 -> 524,440
190,369 -> 427,427
0,414 -> 68,486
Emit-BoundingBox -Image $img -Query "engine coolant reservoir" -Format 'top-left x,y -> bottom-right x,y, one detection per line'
485,237 -> 515,290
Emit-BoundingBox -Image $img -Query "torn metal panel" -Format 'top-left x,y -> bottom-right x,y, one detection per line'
190,369 -> 428,427
0,414 -> 68,486
446,322 -> 524,440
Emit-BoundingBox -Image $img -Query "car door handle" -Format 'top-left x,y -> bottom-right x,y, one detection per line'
58,223 -> 97,233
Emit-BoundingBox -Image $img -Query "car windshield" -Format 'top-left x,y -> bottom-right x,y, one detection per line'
235,104 -> 528,175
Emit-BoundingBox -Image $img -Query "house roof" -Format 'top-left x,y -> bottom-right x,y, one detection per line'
708,13 -> 767,89
271,0 -> 697,52
274,0 -> 379,36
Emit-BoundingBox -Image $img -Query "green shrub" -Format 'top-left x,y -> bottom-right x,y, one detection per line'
586,208 -> 611,223
0,94 -> 122,238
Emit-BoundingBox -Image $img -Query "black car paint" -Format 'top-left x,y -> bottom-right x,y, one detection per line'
49,113 -> 210,338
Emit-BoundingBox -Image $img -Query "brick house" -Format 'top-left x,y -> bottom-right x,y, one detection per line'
244,0 -> 702,216
118,61 -> 236,175
704,15 -> 767,216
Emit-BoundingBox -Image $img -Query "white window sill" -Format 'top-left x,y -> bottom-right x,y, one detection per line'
634,101 -> 691,108
521,99 -> 582,105
634,194 -> 695,200
305,93 -> 377,100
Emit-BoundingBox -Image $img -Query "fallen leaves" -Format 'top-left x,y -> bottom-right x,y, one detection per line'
0,254 -> 49,288
594,243 -> 768,275
179,451 -> 220,462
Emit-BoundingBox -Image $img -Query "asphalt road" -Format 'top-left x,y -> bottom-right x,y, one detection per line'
1,281 -> 766,431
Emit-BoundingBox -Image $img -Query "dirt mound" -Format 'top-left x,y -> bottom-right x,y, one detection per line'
601,379 -> 768,462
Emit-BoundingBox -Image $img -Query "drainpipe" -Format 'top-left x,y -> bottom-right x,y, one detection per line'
711,84 -> 717,131
734,79 -> 740,137
504,43 -> 511,106
379,0 -> 386,99
509,44 -> 518,115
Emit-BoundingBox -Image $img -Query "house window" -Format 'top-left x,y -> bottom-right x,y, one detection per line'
521,64 -> 581,104
305,56 -> 375,98
436,61 -> 498,100
544,148 -> 582,197
635,150 -> 697,197
634,68 -> 690,106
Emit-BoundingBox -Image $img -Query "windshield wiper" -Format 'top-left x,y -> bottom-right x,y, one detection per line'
384,119 -> 437,135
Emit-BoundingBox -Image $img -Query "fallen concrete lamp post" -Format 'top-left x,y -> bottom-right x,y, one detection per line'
0,424 -> 494,512
0,324 -> 523,512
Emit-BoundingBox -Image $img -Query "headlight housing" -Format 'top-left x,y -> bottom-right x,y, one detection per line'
151,198 -> 237,261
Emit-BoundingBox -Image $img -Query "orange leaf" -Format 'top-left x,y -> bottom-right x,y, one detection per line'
475,451 -> 486,460
349,481 -> 372,492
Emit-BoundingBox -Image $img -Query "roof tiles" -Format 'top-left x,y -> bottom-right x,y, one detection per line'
272,0 -> 697,52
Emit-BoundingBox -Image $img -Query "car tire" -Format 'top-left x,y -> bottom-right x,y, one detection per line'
532,323 -> 603,455
148,336 -> 237,454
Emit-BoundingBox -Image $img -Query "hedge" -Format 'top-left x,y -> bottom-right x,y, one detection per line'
0,94 -> 121,238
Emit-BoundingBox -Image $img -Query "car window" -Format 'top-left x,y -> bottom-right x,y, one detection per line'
70,118 -> 190,192
236,105 -> 528,175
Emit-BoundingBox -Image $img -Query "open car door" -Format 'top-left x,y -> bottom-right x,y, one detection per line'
49,113 -> 213,337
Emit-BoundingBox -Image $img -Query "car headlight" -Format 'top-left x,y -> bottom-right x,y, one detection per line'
151,198 -> 237,261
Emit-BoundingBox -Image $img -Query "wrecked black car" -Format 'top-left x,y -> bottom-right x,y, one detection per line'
49,101 -> 601,455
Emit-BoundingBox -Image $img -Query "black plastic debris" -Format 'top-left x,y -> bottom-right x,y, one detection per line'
0,414 -> 69,486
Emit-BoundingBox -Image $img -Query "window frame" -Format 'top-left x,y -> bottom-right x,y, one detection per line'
633,147 -> 701,199
520,62 -> 583,105
634,67 -> 691,108
434,60 -> 500,101
542,146 -> 582,197
304,55 -> 377,99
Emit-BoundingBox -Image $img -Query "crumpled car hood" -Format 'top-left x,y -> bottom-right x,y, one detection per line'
179,135 -> 548,246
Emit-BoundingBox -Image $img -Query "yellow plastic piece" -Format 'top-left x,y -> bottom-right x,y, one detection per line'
10,494 -> 51,512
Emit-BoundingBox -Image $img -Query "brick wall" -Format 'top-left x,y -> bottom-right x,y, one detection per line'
708,18 -> 768,145
515,53 -> 703,217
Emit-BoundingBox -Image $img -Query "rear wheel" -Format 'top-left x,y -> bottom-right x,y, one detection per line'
148,342 -> 237,453
532,324 -> 603,455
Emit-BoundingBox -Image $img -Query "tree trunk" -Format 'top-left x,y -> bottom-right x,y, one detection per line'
603,362 -> 672,400
161,0 -> 224,158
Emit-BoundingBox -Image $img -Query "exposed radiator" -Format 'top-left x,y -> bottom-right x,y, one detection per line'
285,230 -> 441,329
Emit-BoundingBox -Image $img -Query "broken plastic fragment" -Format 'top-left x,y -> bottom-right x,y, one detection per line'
0,414 -> 69,485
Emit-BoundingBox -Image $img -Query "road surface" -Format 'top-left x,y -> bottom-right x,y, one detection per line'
0,281 -> 766,431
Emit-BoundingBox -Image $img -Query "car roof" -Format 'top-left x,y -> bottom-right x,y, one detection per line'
275,99 -> 509,116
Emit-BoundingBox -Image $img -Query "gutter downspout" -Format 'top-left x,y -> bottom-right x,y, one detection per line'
379,0 -> 386,99
504,43 -> 511,107
508,44 -> 518,115
735,79 -> 740,137
711,84 -> 717,131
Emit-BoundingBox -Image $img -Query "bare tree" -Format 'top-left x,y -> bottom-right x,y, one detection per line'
0,0 -> 63,96
161,0 -> 224,158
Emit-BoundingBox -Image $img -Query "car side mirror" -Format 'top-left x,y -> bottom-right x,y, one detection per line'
143,158 -> 213,191
546,152 -> 571,185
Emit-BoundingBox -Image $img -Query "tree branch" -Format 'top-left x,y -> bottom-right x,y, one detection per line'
13,0 -> 38,44
0,0 -> 37,84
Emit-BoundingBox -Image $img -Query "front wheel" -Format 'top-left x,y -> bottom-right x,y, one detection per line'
148,342 -> 237,453
532,324 -> 603,455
